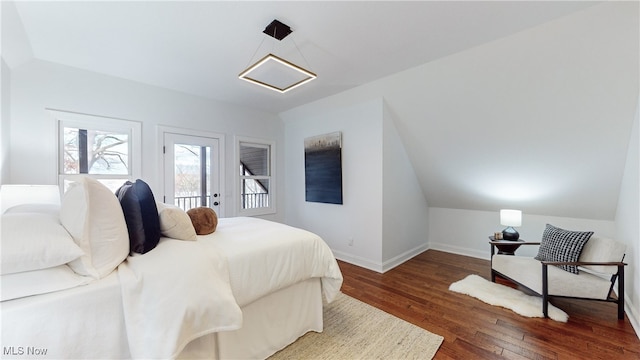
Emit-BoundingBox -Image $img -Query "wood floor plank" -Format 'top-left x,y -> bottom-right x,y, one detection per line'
338,250 -> 640,360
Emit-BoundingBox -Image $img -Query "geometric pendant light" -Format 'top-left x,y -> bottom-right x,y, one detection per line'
239,19 -> 317,93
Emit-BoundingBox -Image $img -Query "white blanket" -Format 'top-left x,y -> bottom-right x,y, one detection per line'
118,238 -> 242,359
205,217 -> 343,307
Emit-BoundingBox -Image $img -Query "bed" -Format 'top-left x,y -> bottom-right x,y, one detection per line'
1,178 -> 343,359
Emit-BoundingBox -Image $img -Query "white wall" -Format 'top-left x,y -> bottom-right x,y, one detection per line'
428,207 -> 615,259
1,58 -> 10,184
615,97 -> 640,335
282,98 -> 430,272
8,59 -> 285,221
283,98 -> 384,270
381,103 -> 429,270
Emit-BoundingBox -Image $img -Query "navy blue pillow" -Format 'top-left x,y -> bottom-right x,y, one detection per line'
115,179 -> 161,254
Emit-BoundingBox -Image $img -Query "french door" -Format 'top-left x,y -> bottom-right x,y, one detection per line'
163,132 -> 223,216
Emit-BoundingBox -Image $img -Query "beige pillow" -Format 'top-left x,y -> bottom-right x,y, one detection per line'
60,177 -> 129,279
157,202 -> 197,241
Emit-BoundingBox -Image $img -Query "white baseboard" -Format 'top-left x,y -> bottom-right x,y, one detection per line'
381,243 -> 430,272
429,242 -> 489,260
332,243 -> 429,274
625,293 -> 640,339
332,250 -> 383,273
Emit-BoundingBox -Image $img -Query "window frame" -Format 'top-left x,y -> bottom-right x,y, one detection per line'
52,110 -> 142,192
236,136 -> 276,216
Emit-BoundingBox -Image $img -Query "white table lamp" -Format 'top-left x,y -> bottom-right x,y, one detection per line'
500,209 -> 522,241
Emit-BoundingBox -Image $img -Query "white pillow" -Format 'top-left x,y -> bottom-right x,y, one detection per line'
1,212 -> 84,275
1,264 -> 92,301
5,203 -> 61,216
157,202 -> 197,241
60,177 -> 129,279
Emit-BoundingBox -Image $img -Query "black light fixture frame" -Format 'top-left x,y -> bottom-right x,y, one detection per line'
263,19 -> 292,41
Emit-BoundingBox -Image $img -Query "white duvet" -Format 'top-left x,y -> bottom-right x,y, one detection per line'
204,217 -> 344,307
118,238 -> 242,359
117,217 -> 342,359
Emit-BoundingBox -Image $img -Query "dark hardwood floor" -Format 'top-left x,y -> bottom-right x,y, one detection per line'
338,250 -> 640,359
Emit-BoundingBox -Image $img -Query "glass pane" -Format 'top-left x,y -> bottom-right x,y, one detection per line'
239,143 -> 269,176
174,144 -> 211,211
97,179 -> 131,193
63,128 -> 80,174
241,178 -> 269,209
63,127 -> 129,175
62,177 -> 129,193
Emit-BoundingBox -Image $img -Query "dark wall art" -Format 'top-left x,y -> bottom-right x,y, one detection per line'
304,132 -> 343,204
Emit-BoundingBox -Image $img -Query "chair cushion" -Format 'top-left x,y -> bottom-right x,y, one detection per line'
579,236 -> 626,275
534,224 -> 593,274
492,255 -> 612,300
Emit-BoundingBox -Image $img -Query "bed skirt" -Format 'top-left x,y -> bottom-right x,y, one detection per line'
2,277 -> 323,360
180,277 -> 323,359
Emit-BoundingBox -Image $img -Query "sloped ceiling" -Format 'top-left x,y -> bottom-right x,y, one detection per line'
387,1 -> 639,220
279,2 -> 640,220
5,1 -> 599,114
3,1 -> 639,220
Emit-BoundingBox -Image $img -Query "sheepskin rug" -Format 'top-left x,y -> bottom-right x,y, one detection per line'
449,274 -> 568,322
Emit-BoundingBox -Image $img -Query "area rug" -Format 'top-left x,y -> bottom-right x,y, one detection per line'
268,292 -> 444,359
449,274 -> 568,322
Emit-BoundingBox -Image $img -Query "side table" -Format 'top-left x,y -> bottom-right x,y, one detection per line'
489,236 -> 525,255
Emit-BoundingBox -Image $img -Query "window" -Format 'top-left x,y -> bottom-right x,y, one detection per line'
53,110 -> 141,192
237,137 -> 275,216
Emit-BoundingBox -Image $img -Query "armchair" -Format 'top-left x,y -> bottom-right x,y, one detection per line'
491,235 -> 627,319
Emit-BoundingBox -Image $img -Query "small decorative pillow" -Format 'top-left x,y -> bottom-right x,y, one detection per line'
115,179 -> 161,254
534,224 -> 593,274
186,207 -> 218,235
156,202 -> 197,241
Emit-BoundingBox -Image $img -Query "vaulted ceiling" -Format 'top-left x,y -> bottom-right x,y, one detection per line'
5,1 -> 600,113
3,1 -> 639,220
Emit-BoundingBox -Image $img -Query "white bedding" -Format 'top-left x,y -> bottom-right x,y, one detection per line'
1,216 -> 343,359
1,271 -> 131,359
204,217 -> 343,307
118,237 -> 242,359
0,264 -> 91,301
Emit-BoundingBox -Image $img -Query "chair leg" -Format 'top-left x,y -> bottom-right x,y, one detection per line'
542,264 -> 549,318
618,265 -> 625,320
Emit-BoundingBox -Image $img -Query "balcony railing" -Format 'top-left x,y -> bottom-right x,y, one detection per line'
175,195 -> 210,211
241,192 -> 269,209
174,193 -> 269,211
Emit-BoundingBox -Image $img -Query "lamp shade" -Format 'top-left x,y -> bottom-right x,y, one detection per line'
500,209 -> 522,227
